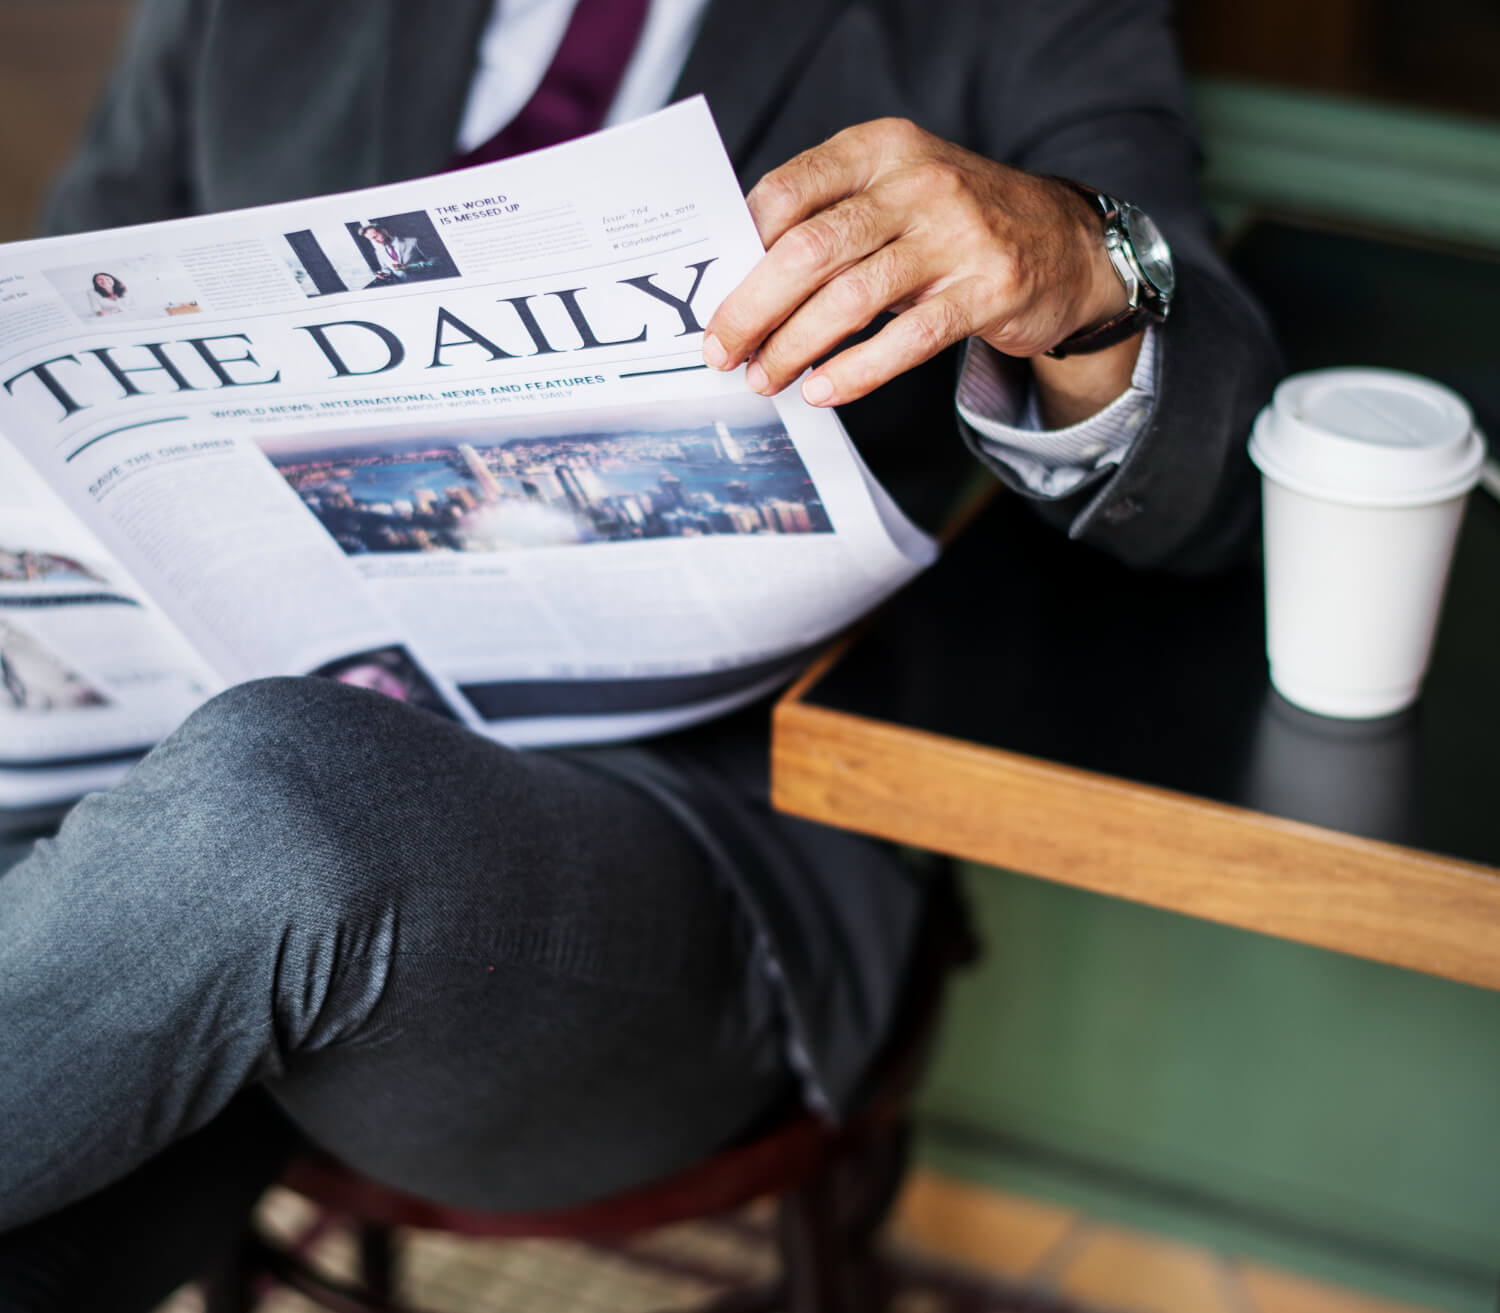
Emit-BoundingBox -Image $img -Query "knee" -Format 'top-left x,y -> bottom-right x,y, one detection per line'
103,677 -> 415,914
160,677 -> 360,836
62,676 -> 532,928
169,675 -> 413,794
173,676 -> 356,762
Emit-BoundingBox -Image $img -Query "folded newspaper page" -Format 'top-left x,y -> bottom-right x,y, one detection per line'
0,98 -> 936,808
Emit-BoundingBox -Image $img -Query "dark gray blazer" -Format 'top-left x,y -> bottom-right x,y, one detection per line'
48,0 -> 1279,565
45,0 -> 1282,1115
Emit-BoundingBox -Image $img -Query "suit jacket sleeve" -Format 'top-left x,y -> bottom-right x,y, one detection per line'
967,0 -> 1282,575
43,0 -> 205,236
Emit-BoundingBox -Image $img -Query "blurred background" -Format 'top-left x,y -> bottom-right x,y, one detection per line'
1181,0 -> 1500,119
8,0 -> 1500,241
0,0 -> 132,242
5,2 -> 1499,1312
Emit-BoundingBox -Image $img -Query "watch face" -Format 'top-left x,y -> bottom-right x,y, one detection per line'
1122,206 -> 1175,300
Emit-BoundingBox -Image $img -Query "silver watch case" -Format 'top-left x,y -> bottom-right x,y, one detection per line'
1095,195 -> 1174,321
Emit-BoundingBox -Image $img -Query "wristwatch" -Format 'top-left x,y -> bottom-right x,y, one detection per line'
1044,180 -> 1174,359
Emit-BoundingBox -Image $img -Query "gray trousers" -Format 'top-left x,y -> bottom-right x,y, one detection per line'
0,678 -> 798,1302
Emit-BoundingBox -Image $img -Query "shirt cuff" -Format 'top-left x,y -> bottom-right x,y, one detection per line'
955,327 -> 1159,497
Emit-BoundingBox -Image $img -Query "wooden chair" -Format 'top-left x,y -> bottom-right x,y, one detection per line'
205,871 -> 976,1313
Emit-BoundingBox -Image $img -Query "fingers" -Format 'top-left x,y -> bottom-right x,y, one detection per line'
744,123 -> 890,247
706,184 -> 906,371
799,292 -> 977,407
742,239 -> 926,395
703,119 -> 1067,407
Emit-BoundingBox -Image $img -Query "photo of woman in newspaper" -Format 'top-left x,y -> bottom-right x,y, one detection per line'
85,271 -> 129,316
44,254 -> 204,323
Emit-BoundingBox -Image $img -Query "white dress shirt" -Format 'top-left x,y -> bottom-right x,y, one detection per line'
456,0 -> 1157,494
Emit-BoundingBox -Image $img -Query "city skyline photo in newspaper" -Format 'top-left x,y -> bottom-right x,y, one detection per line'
255,395 -> 833,555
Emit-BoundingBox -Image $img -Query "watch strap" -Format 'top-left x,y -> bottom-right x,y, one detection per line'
1043,304 -> 1149,359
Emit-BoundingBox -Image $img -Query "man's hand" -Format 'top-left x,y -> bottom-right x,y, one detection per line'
702,118 -> 1137,419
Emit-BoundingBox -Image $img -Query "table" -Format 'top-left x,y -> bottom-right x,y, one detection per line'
772,484 -> 1500,992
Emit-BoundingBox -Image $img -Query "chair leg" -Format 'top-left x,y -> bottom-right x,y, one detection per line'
837,1119 -> 913,1243
357,1224 -> 398,1302
692,1281 -> 787,1312
772,1123 -> 910,1313
255,1228 -> 409,1313
778,1177 -> 891,1313
201,1231 -> 257,1313
778,1178 -> 847,1313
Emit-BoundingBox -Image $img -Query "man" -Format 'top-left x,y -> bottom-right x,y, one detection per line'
2,0 -> 1279,1305
357,222 -> 437,282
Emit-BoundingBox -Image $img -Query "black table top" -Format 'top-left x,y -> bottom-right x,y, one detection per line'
809,215 -> 1500,873
807,485 -> 1500,871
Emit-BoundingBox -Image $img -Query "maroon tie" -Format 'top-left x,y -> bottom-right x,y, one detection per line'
450,0 -> 653,169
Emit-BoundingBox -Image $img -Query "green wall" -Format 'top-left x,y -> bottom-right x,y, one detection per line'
1193,78 -> 1500,249
916,867 -> 1500,1311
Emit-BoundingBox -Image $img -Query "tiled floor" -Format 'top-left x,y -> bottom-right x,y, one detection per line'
152,1171 -> 1441,1313
157,1187 -> 1037,1313
891,1173 -> 1439,1313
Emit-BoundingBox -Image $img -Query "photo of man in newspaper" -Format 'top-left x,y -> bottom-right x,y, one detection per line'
257,396 -> 832,555
283,209 -> 460,296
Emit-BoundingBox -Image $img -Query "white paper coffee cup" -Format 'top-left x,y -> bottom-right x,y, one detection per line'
1248,368 -> 1486,718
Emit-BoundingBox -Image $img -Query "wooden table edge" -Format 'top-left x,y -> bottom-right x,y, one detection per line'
771,695 -> 1500,993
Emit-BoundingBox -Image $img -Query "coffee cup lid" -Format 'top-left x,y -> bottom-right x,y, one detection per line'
1249,368 -> 1486,506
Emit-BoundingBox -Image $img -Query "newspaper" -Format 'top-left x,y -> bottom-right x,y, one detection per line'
0,98 -> 936,809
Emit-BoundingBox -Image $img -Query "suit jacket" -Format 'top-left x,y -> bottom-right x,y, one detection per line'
47,0 -> 1278,563
44,0 -> 1282,1116
369,232 -> 427,274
